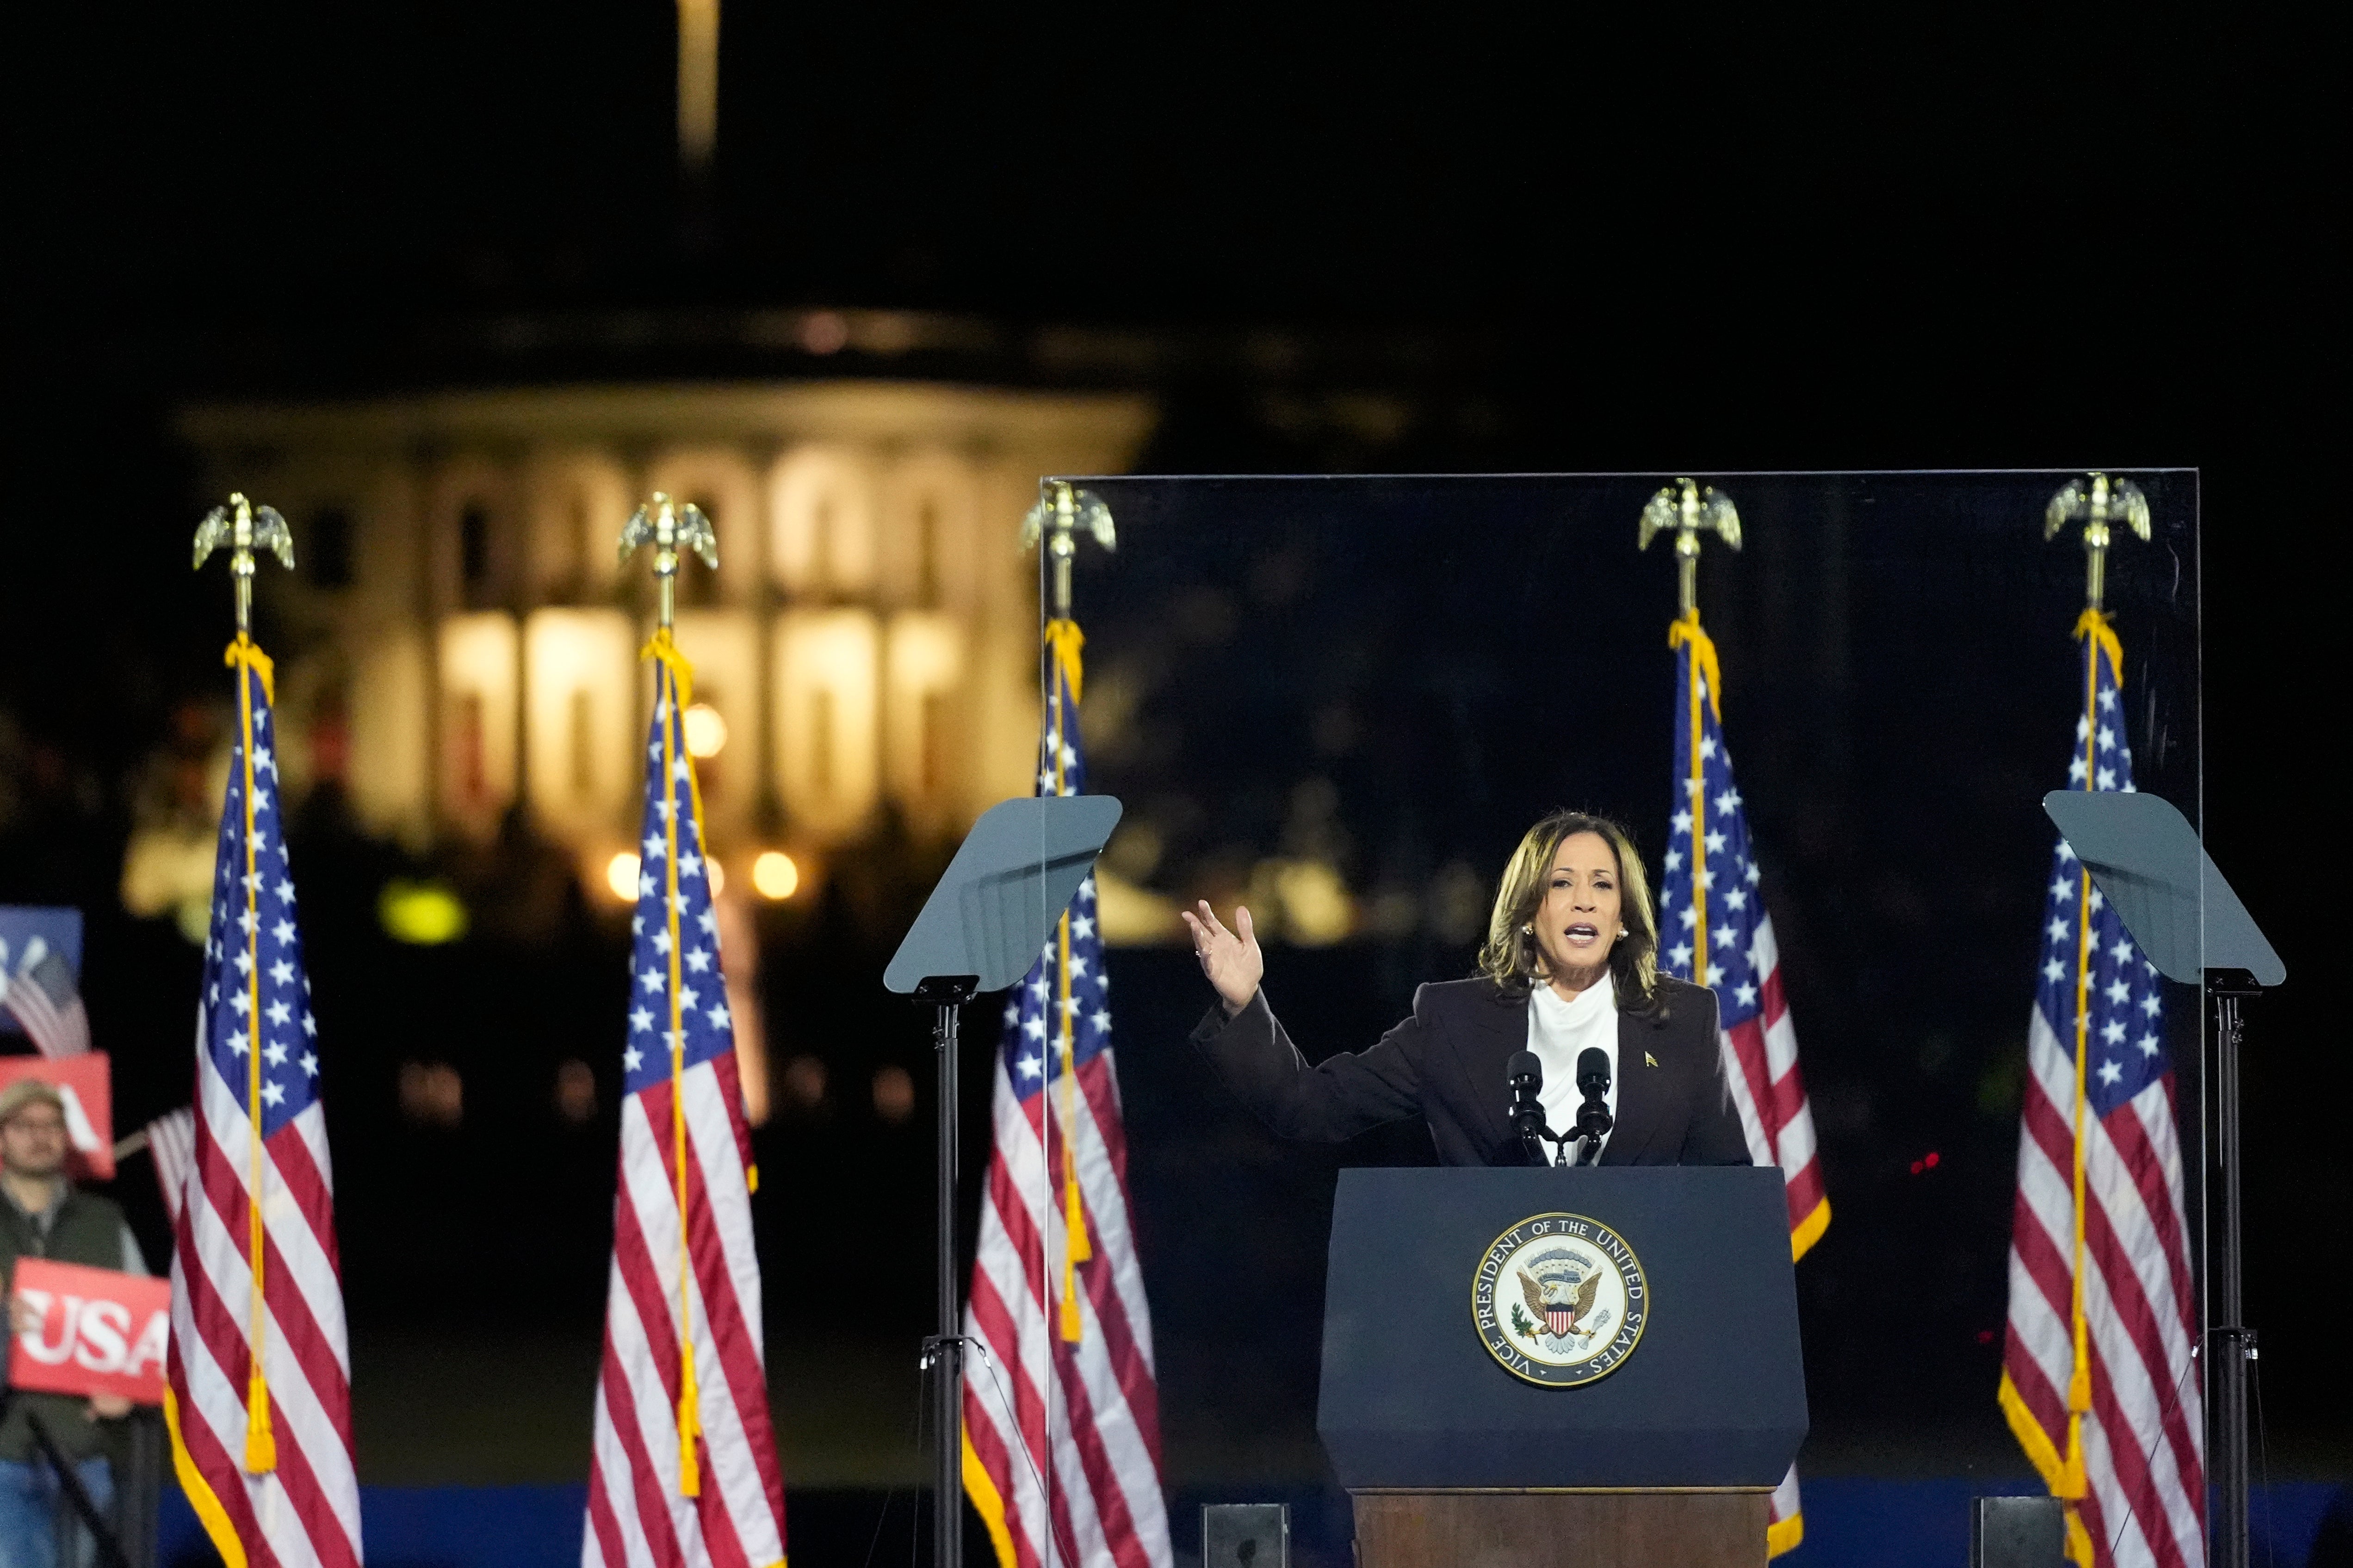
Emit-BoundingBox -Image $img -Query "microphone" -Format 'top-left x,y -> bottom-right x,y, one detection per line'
1507,1050 -> 1547,1142
1572,1046 -> 1614,1162
1575,1047 -> 1611,1101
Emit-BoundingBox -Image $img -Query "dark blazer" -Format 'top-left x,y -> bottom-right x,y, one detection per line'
1188,975 -> 1752,1167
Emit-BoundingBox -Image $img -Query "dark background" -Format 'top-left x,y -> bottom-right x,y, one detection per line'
3,0 -> 2341,1554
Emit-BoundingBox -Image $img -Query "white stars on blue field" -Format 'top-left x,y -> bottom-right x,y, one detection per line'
200,671 -> 320,1135
2039,657 -> 2167,1114
1001,662 -> 1112,1100
1657,661 -> 1770,1027
622,679 -> 736,1093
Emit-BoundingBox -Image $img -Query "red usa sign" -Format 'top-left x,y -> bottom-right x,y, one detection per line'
7,1258 -> 169,1404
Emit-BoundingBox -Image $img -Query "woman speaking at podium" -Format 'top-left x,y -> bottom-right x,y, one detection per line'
1181,810 -> 1751,1167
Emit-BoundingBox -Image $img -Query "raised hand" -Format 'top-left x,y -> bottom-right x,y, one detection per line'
1180,900 -> 1264,1016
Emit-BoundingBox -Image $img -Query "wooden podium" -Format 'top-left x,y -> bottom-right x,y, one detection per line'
1317,1168 -> 1805,1568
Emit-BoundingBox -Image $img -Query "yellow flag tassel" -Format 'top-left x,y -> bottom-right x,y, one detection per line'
227,636 -> 279,1475
1046,621 -> 1092,1343
643,630 -> 706,1498
1667,611 -> 1719,983
2056,609 -> 2114,1502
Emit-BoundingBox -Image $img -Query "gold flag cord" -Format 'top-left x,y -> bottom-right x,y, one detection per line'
644,628 -> 704,1498
1668,610 -> 1722,985
1047,619 -> 1092,1343
226,634 -> 279,1475
2061,609 -> 2120,1506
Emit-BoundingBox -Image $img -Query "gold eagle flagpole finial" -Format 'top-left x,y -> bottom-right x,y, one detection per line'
2043,472 -> 2150,612
1021,479 -> 1116,618
193,493 -> 295,635
1637,477 -> 1741,615
619,491 -> 718,631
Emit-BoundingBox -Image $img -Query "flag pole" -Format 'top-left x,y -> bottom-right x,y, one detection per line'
193,494 -> 295,1475
620,492 -> 720,1500
1000,481 -> 1117,1564
1641,482 -> 1821,1560
1024,484 -> 1117,1342
2040,475 -> 2154,1541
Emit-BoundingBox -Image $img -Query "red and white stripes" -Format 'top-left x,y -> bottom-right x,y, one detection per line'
1718,914 -> 1829,1257
3,947 -> 92,1060
963,1047 -> 1170,1568
167,1085 -> 363,1568
2003,1008 -> 2204,1568
585,1052 -> 785,1568
148,1106 -> 198,1222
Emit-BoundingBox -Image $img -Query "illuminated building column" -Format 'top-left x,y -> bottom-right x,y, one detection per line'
883,611 -> 965,833
349,624 -> 432,845
769,445 -> 876,599
341,463 -> 431,842
438,612 -> 520,836
772,609 -> 879,842
671,608 -> 761,854
879,451 -> 979,612
525,450 -> 634,603
523,607 -> 636,846
968,457 -> 1061,812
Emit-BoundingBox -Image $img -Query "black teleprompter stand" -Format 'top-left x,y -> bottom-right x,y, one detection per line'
885,794 -> 1123,1568
2042,790 -> 2284,1568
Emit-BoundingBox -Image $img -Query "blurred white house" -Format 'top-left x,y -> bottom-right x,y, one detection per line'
166,380 -> 1151,901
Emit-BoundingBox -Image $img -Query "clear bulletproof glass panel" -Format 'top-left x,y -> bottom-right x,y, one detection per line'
991,470 -> 2203,1509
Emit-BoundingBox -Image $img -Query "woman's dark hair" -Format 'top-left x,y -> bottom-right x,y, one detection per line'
1475,810 -> 1661,1012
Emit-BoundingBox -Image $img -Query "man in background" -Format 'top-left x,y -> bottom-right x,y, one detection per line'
0,1079 -> 146,1568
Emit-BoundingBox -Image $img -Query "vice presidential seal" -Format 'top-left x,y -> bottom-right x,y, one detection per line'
1471,1212 -> 1648,1387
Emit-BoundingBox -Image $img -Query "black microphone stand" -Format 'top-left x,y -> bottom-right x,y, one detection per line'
1508,1055 -> 1615,1167
1568,1099 -> 1614,1166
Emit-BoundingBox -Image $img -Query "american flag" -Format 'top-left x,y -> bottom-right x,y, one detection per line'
147,1105 -> 198,1222
1655,610 -> 1826,1559
2000,611 -> 2203,1568
4,937 -> 93,1059
962,622 -> 1171,1568
167,639 -> 364,1568
583,638 -> 787,1568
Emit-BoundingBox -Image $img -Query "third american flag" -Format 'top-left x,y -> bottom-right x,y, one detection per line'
582,635 -> 787,1568
1655,606 -> 1825,1558
1999,610 -> 2202,1568
962,620 -> 1172,1568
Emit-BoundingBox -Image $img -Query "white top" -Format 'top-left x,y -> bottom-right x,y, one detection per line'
1527,978 -> 1620,1162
